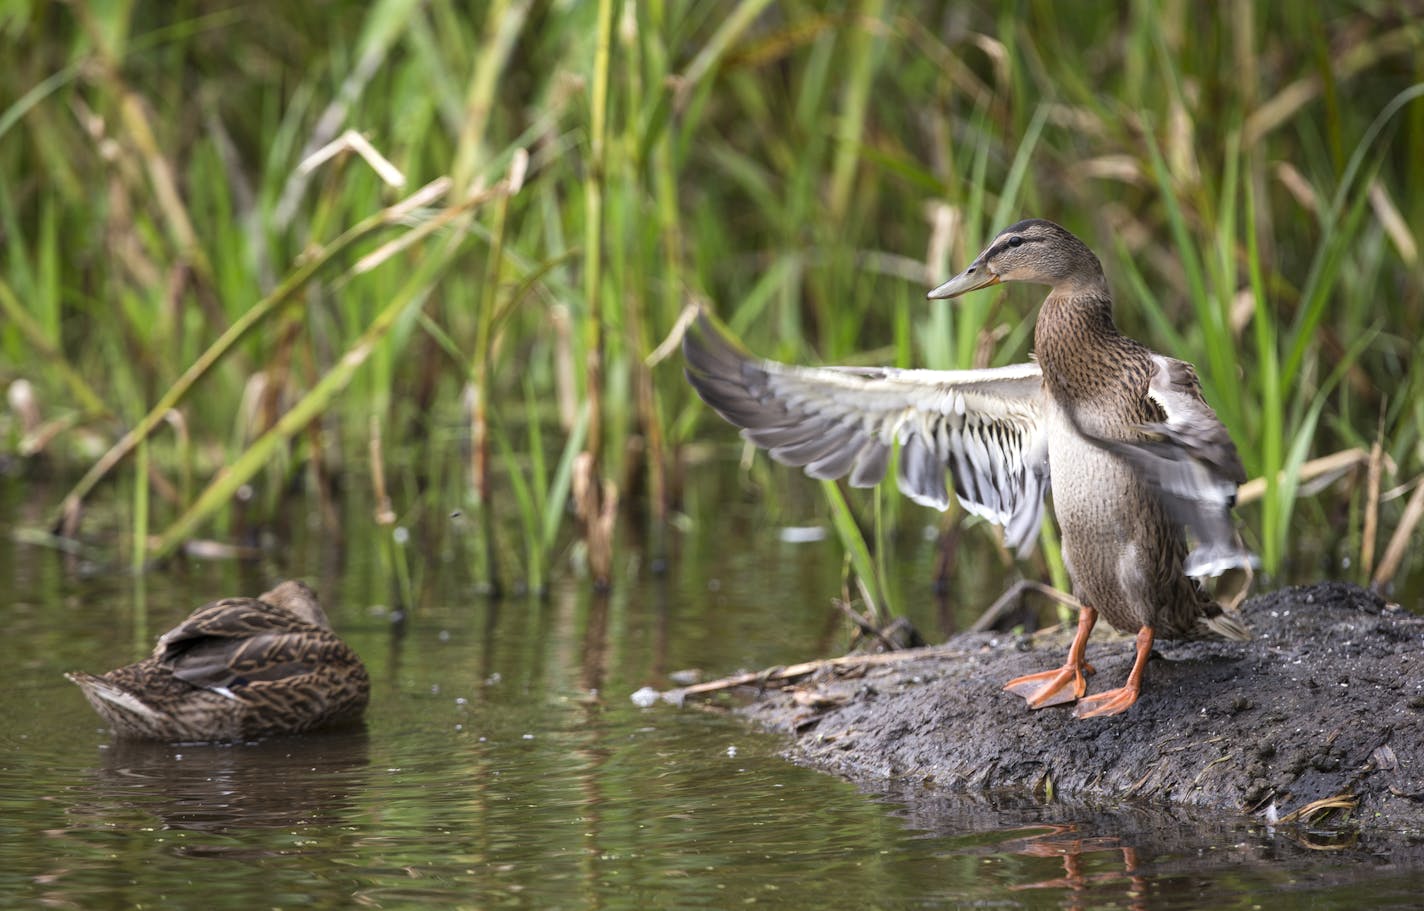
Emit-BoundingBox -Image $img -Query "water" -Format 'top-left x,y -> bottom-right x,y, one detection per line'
2,470 -> 1421,909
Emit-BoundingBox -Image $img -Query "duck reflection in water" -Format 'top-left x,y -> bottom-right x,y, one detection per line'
1006,823 -> 1147,911
66,730 -> 371,846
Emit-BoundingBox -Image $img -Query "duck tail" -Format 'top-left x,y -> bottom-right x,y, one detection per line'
1198,608 -> 1251,642
65,672 -> 166,736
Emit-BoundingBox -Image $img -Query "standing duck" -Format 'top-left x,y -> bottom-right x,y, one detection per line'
67,580 -> 369,740
683,218 -> 1251,718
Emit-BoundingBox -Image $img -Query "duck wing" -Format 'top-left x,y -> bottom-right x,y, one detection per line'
683,313 -> 1050,555
154,598 -> 351,694
1087,354 -> 1252,577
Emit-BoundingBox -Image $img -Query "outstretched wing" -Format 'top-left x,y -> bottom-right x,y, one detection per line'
683,314 -> 1050,554
1090,354 -> 1252,577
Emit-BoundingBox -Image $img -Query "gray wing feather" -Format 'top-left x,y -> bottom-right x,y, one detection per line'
1091,354 -> 1254,577
683,313 -> 1050,554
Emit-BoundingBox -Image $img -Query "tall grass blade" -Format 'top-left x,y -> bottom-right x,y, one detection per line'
820,479 -> 887,615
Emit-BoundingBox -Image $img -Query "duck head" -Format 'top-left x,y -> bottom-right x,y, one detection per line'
928,218 -> 1106,299
260,580 -> 333,630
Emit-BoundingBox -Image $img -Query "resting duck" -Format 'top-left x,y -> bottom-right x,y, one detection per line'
683,218 -> 1252,718
67,580 -> 369,740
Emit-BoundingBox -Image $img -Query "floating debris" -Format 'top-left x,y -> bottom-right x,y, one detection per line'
777,525 -> 828,544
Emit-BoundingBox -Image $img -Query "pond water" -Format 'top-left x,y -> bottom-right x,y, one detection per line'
2,467 -> 1421,909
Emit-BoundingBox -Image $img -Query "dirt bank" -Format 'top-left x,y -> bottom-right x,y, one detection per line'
709,582 -> 1424,840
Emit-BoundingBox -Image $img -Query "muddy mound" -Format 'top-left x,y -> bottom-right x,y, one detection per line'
733,582 -> 1424,838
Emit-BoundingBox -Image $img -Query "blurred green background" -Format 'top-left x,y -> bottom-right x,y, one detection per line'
2,1 -> 1421,602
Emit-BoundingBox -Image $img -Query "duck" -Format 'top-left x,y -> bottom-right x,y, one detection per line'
67,580 -> 369,740
683,217 -> 1252,718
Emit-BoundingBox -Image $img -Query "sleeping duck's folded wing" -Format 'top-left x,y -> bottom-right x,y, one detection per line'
683,313 -> 1050,555
154,598 -> 335,692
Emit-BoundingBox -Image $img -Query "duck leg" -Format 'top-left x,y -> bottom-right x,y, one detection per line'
1073,626 -> 1153,718
1003,605 -> 1098,708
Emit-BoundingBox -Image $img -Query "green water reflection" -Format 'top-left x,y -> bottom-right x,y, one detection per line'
2,471 -> 1421,910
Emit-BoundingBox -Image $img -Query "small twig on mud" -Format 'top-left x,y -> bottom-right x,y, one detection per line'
665,643 -> 972,703
1273,792 -> 1358,826
833,598 -> 901,652
1190,754 -> 1235,788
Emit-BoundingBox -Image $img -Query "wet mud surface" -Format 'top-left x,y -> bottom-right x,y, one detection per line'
735,582 -> 1424,845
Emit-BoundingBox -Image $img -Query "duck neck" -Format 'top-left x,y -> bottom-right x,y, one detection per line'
1034,287 -> 1130,401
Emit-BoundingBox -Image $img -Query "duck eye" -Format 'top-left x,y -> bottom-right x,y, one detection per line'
1008,236 -> 1023,248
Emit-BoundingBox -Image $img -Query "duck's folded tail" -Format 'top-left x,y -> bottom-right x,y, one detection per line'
1196,606 -> 1252,642
65,672 -> 164,733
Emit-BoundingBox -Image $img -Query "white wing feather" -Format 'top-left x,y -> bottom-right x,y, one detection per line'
684,316 -> 1050,554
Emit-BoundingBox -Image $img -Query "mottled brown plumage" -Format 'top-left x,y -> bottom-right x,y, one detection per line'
67,580 -> 369,741
684,218 -> 1252,718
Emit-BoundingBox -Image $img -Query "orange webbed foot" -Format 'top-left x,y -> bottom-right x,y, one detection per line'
1072,625 -> 1155,719
1071,683 -> 1142,718
1003,605 -> 1099,709
1003,661 -> 1096,708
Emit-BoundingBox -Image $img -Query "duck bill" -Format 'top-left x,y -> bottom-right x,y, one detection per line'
926,265 -> 1000,300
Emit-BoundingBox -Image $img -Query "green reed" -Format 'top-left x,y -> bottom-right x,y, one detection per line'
1,2 -> 1421,606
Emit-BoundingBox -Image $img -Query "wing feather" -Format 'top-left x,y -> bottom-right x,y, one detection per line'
153,597 -> 344,693
1088,354 -> 1253,576
848,440 -> 890,488
684,313 -> 1050,554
